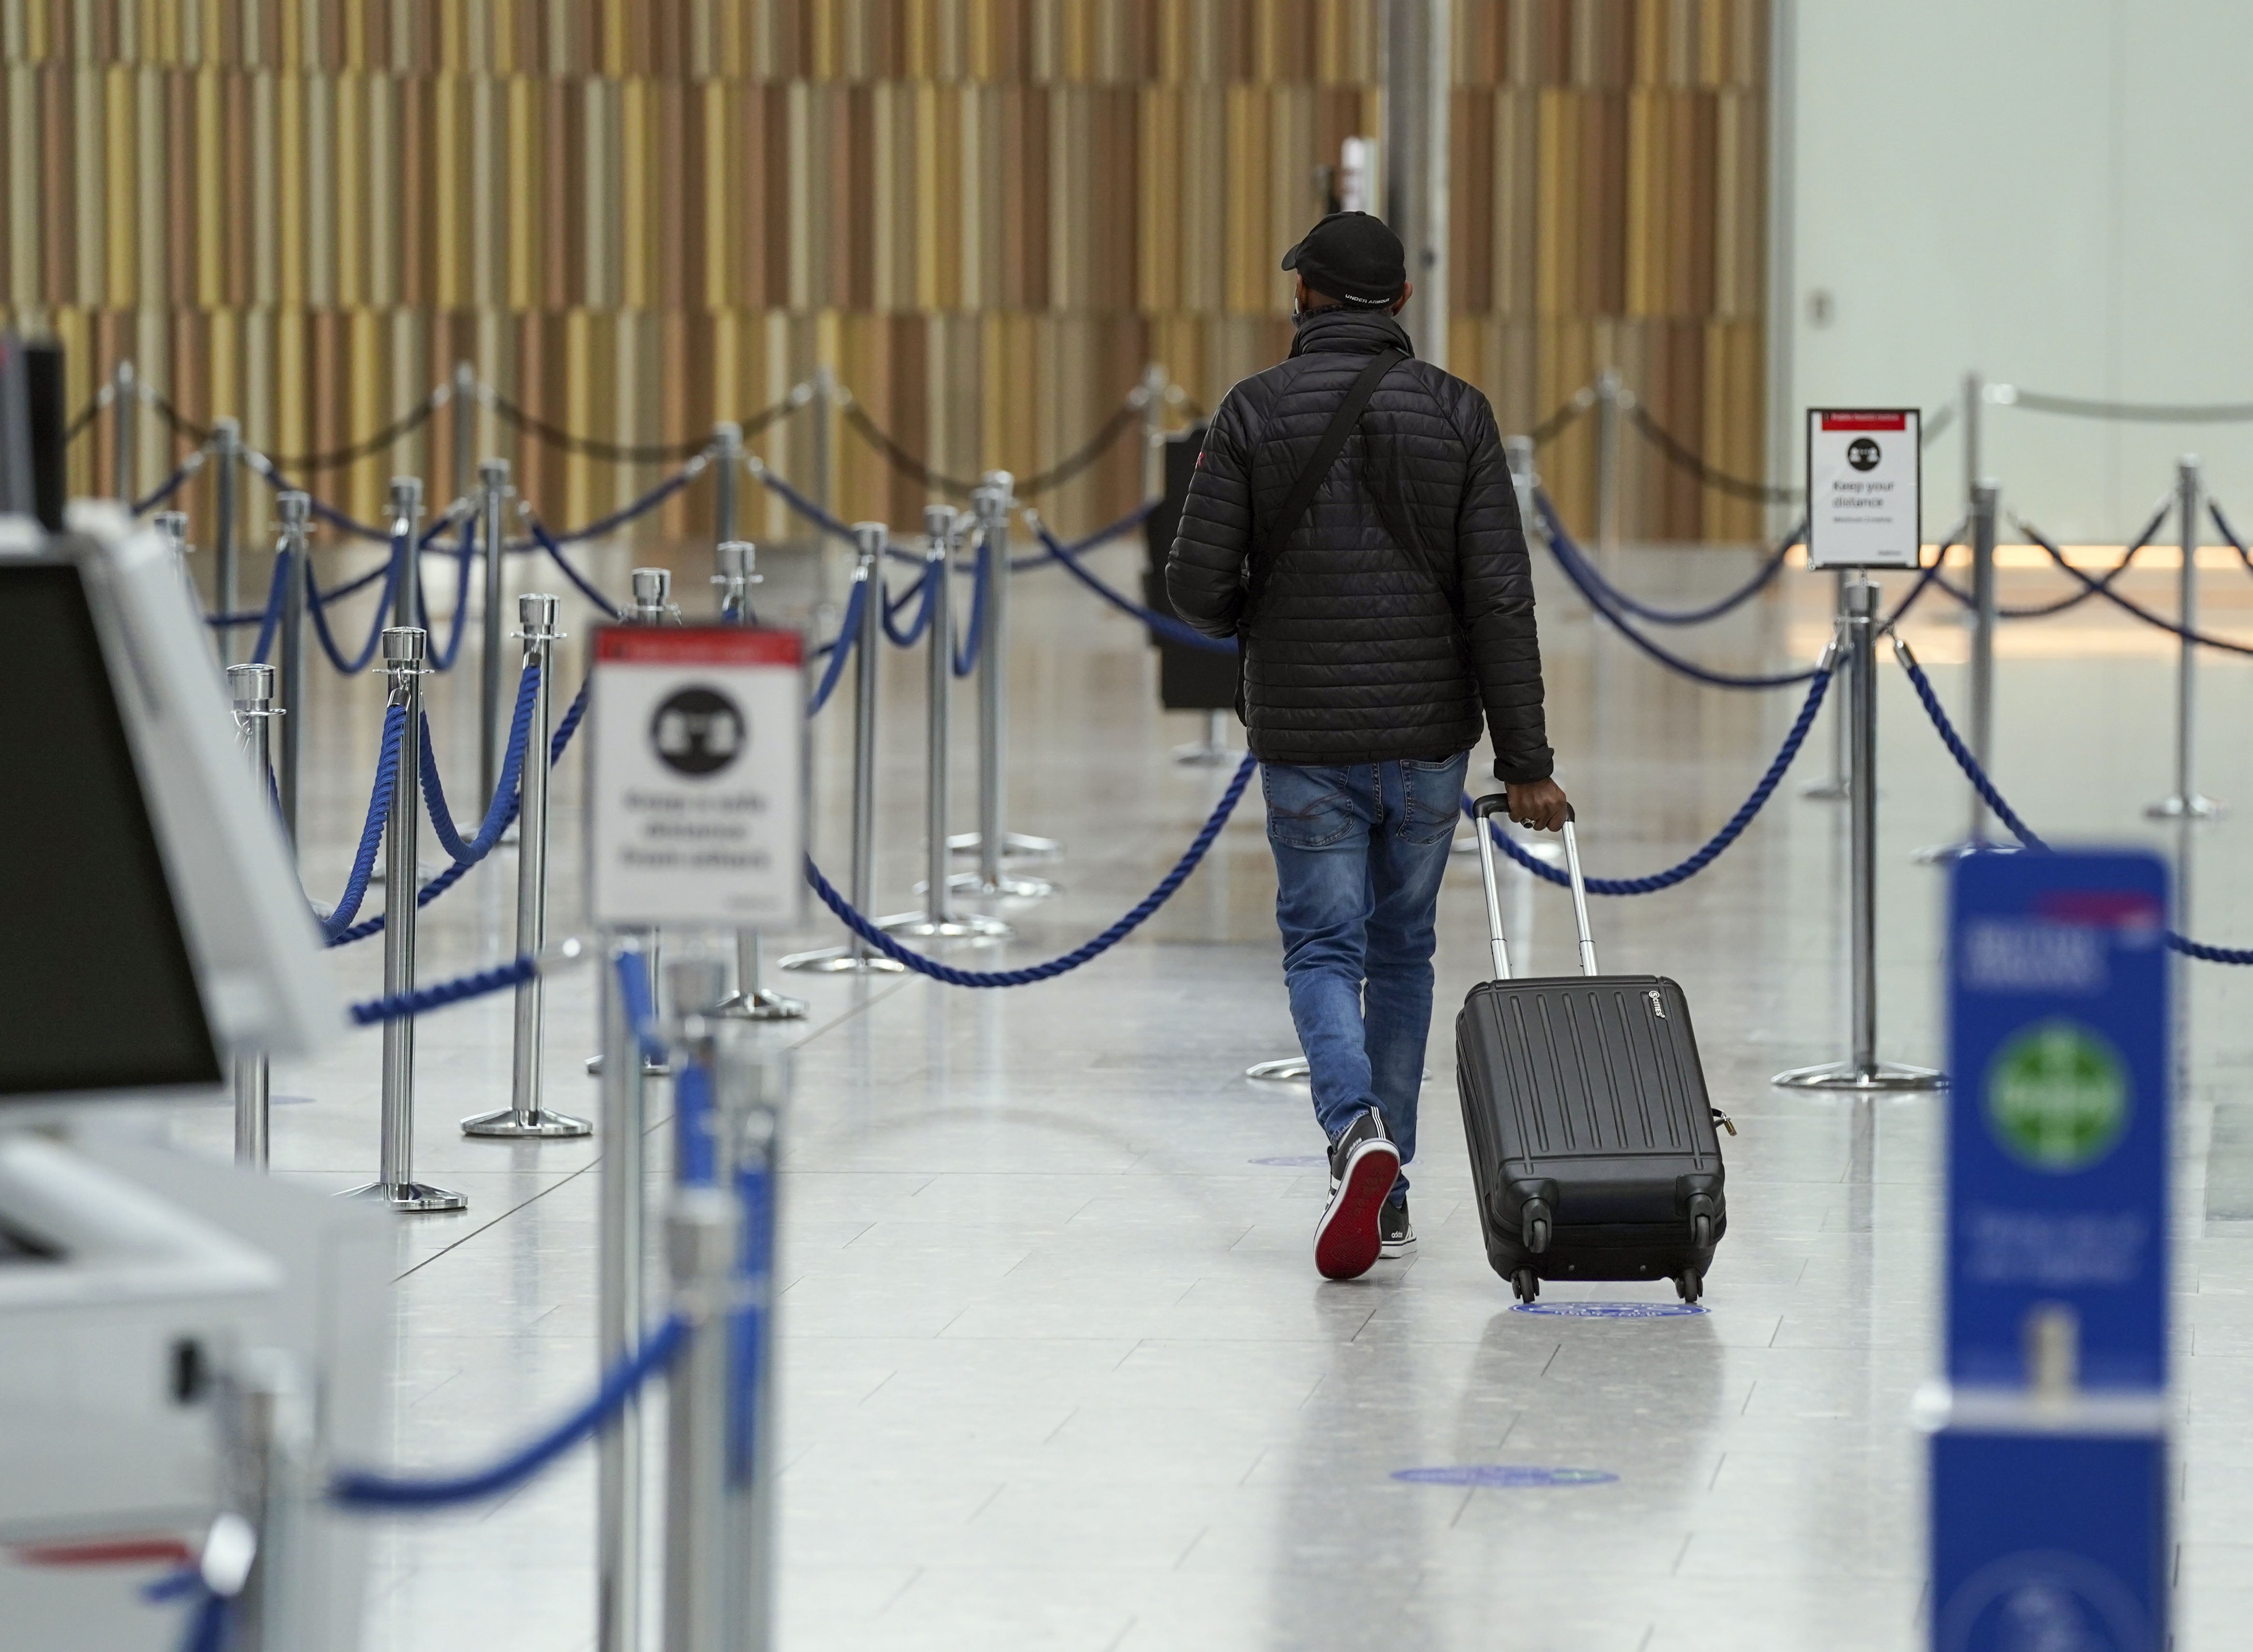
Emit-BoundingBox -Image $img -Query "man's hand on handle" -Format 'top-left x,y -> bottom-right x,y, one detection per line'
1504,778 -> 1570,833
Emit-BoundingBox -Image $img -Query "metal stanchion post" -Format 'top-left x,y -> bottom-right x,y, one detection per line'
883,507 -> 1007,940
156,510 -> 193,594
595,934 -> 649,1652
227,663 -> 278,1168
2147,456 -> 2221,820
1917,481 -> 2006,862
212,417 -> 242,661
388,476 -> 423,629
1963,370 -> 1983,511
713,542 -> 809,1021
463,595 -> 593,1138
1140,362 -> 1167,500
950,473 -> 1058,896
113,360 -> 136,502
714,421 -> 743,550
1594,368 -> 1622,573
275,493 -> 309,845
588,571 -> 678,1074
478,459 -> 511,808
663,1014 -> 784,1652
784,524 -> 906,974
345,628 -> 470,1207
1774,584 -> 1945,1093
452,361 -> 476,500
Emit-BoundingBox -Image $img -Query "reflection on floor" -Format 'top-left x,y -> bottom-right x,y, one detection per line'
168,532 -> 2253,1650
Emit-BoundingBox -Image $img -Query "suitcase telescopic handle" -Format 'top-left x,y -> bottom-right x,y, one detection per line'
1471,794 -> 1600,978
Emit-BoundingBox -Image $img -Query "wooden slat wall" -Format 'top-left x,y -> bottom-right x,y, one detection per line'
0,0 -> 1765,545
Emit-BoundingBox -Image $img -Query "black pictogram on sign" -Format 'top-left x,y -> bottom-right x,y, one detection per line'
651,686 -> 745,777
1847,436 -> 1881,471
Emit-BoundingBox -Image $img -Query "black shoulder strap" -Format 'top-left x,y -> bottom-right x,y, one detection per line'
1243,348 -> 1404,618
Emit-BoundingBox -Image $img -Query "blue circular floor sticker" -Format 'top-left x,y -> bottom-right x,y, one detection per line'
1392,1466 -> 1618,1488
1511,1301 -> 1707,1318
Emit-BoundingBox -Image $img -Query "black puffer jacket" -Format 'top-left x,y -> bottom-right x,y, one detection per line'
1164,308 -> 1552,783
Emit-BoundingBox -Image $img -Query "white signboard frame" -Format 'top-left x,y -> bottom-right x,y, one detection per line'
588,625 -> 806,930
1806,408 -> 1922,570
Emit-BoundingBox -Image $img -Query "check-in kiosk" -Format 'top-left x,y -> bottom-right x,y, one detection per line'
0,490 -> 385,1652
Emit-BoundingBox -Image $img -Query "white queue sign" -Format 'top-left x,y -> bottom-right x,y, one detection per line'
588,625 -> 806,930
1806,408 -> 1921,569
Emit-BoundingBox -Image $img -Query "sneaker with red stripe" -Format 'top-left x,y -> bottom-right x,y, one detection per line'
1313,1109 -> 1401,1281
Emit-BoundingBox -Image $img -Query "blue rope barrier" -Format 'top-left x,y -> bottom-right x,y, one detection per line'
2210,499 -> 2253,577
2018,515 -> 2253,656
419,664 -> 537,864
806,579 -> 865,717
347,954 -> 538,1025
320,705 -> 404,940
1536,493 -> 1820,689
524,515 -> 624,618
1470,662 -> 1833,896
1547,514 -> 1805,627
545,460 -> 705,545
1934,499 -> 2171,619
246,550 -> 290,664
953,532 -> 990,677
612,952 -> 671,1065
804,753 -> 1256,986
1894,642 -> 2253,963
882,560 -> 938,647
421,514 -> 478,671
247,457 -> 387,541
1031,511 -> 1234,654
327,678 -> 588,947
330,1313 -> 690,1507
305,552 -> 399,674
751,462 -> 860,542
131,455 -> 202,515
141,1564 -> 228,1652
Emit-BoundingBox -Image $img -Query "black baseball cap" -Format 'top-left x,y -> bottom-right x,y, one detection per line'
1280,212 -> 1407,308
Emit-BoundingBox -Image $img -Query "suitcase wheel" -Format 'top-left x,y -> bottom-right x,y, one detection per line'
1692,1211 -> 1713,1251
1522,1200 -> 1552,1255
1675,1268 -> 1703,1305
1511,1267 -> 1540,1304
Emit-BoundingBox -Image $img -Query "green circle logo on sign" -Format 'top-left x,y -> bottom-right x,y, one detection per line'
1985,1020 -> 2130,1171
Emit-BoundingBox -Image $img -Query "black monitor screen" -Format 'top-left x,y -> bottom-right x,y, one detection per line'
0,561 -> 220,1096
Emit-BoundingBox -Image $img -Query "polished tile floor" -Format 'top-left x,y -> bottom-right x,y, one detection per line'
165,518 -> 2253,1651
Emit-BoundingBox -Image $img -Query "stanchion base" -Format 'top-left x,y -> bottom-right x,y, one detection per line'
778,946 -> 909,975
582,1053 -> 672,1078
713,987 -> 810,1022
1245,1057 -> 1310,1082
460,1107 -> 594,1139
1912,837 -> 2020,865
947,869 -> 1057,899
1801,778 -> 1850,802
947,831 -> 1065,862
1173,741 -> 1236,767
876,910 -> 1011,941
340,1180 -> 470,1212
1771,1059 -> 1948,1093
2144,793 -> 2224,821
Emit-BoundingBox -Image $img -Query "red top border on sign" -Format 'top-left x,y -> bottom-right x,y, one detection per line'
594,626 -> 803,667
1818,411 -> 1910,431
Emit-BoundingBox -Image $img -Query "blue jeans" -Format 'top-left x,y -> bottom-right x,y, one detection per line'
1262,751 -> 1470,1199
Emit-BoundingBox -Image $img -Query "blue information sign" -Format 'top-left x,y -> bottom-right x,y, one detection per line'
1946,851 -> 2170,1391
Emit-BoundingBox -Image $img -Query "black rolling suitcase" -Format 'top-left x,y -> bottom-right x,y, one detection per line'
1454,795 -> 1733,1304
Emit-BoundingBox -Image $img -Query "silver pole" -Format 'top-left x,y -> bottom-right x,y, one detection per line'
883,508 -> 1006,939
1963,370 -> 1983,510
1775,587 -> 1944,1092
1594,367 -> 1622,571
275,493 -> 309,845
212,417 -> 242,662
1914,482 -> 2002,861
113,360 -> 136,502
784,524 -> 905,973
464,595 -> 592,1138
663,1182 -> 738,1652
811,367 -> 836,533
2148,456 -> 2220,819
478,459 -> 511,807
596,934 -> 648,1652
387,476 -> 423,630
228,663 -> 276,1169
452,362 -> 476,504
631,565 -> 672,625
714,542 -> 808,1020
156,510 -> 192,594
951,471 -> 1059,881
1140,363 -> 1166,501
1381,0 -> 1449,370
346,628 -> 470,1206
714,421 -> 742,550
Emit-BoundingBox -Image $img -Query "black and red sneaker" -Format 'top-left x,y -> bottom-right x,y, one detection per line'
1313,1109 -> 1401,1281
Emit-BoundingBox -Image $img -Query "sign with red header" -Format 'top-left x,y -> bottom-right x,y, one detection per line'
588,625 -> 805,929
1806,407 -> 1921,568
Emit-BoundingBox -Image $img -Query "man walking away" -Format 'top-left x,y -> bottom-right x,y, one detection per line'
1165,212 -> 1569,1282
